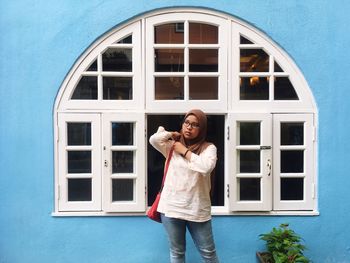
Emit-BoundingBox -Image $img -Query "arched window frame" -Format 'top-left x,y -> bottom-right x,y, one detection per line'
53,8 -> 318,216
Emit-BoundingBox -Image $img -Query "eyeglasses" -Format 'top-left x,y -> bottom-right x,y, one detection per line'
183,120 -> 200,129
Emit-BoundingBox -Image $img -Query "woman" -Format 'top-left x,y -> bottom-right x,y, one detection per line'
149,109 -> 219,263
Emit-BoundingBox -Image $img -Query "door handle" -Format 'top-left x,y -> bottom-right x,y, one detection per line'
104,160 -> 108,167
267,159 -> 271,176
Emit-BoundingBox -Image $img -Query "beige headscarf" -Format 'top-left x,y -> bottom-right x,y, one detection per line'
179,109 -> 211,155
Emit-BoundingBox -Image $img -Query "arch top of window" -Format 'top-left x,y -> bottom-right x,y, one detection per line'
55,8 -> 316,113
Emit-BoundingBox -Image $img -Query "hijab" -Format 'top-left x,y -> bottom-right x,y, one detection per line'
179,109 -> 211,155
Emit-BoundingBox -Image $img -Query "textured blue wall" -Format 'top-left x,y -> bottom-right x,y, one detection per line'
1,1 -> 350,262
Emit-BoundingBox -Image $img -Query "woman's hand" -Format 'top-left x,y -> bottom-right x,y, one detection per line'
171,131 -> 181,141
173,141 -> 191,160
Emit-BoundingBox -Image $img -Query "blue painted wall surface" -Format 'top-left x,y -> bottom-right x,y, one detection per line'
1,1 -> 350,262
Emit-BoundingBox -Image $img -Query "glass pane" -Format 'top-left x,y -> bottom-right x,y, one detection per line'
112,179 -> 134,201
155,23 -> 184,44
112,151 -> 133,173
281,123 -> 304,145
67,123 -> 91,146
71,76 -> 97,100
189,49 -> 218,72
189,23 -> 218,44
116,35 -> 132,44
274,77 -> 299,100
239,122 -> 260,145
274,61 -> 283,72
68,178 -> 92,201
240,49 -> 269,72
155,49 -> 184,72
112,123 -> 133,145
281,150 -> 304,173
239,178 -> 261,201
240,76 -> 269,100
281,178 -> 304,200
189,77 -> 218,100
86,59 -> 97,71
240,35 -> 254,44
155,77 -> 184,100
238,150 -> 260,173
68,151 -> 91,173
102,48 -> 132,72
103,77 -> 132,100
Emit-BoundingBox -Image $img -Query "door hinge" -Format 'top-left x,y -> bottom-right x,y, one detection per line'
312,126 -> 316,142
57,127 -> 60,142
227,126 -> 230,140
227,184 -> 230,198
312,183 -> 316,199
58,185 -> 61,200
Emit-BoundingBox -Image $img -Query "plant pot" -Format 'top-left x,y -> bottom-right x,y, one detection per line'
256,252 -> 273,263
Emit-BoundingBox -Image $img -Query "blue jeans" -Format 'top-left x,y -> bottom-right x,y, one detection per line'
161,214 -> 219,263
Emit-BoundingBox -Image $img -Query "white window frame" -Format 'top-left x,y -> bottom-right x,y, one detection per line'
53,8 -> 318,216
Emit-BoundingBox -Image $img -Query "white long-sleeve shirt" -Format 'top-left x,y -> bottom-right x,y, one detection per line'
149,126 -> 217,222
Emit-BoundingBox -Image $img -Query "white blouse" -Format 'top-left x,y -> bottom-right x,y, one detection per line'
149,126 -> 217,222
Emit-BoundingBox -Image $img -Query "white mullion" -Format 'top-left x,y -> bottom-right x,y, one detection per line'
97,53 -> 103,101
101,72 -> 134,77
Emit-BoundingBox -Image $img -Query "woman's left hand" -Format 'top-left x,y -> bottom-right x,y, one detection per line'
173,142 -> 190,159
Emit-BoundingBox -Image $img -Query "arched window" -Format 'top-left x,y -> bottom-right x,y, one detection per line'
54,8 -> 317,215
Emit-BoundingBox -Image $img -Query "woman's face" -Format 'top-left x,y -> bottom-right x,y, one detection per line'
182,115 -> 200,140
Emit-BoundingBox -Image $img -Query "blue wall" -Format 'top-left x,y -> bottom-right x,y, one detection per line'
1,1 -> 350,262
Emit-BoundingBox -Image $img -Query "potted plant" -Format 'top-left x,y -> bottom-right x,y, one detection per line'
257,223 -> 310,263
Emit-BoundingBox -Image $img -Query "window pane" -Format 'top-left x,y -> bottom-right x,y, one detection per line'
155,49 -> 184,72
240,35 -> 254,44
281,150 -> 304,173
155,77 -> 184,100
240,76 -> 269,100
103,77 -> 132,100
68,151 -> 91,173
155,23 -> 184,44
112,123 -> 133,146
240,49 -> 269,72
68,178 -> 92,201
281,178 -> 304,200
112,151 -> 133,173
102,48 -> 132,72
116,35 -> 132,44
189,77 -> 218,100
239,122 -> 260,145
274,61 -> 283,72
67,123 -> 91,146
281,123 -> 304,145
86,59 -> 97,71
189,49 -> 218,72
71,76 -> 97,100
274,77 -> 299,100
238,150 -> 260,173
239,178 -> 261,201
189,23 -> 218,44
112,179 -> 134,201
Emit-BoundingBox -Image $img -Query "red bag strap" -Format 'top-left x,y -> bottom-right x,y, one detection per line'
160,146 -> 174,192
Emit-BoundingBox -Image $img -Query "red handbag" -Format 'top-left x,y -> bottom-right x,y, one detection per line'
147,147 -> 174,223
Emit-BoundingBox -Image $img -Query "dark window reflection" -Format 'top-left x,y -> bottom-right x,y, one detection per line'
239,150 -> 260,173
103,77 -> 132,100
240,49 -> 269,72
239,122 -> 260,145
102,48 -> 132,72
86,60 -> 97,71
68,178 -> 92,201
281,178 -> 304,200
112,151 -> 133,173
189,23 -> 218,44
112,123 -> 133,145
281,123 -> 304,145
240,35 -> 254,44
274,77 -> 299,100
281,150 -> 304,173
155,77 -> 184,100
112,179 -> 134,201
68,151 -> 91,173
189,77 -> 218,100
67,123 -> 91,146
71,76 -> 97,100
155,23 -> 184,44
240,77 -> 269,100
189,49 -> 218,72
239,178 -> 261,201
116,35 -> 132,44
155,49 -> 184,72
